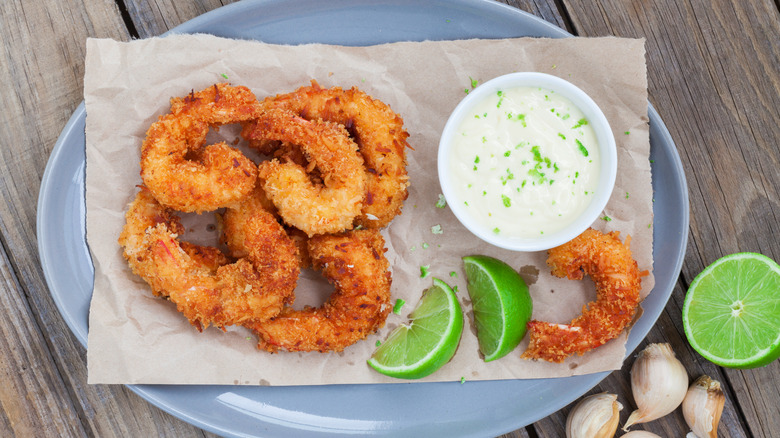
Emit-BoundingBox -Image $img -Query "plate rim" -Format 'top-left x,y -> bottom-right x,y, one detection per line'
36,0 -> 689,436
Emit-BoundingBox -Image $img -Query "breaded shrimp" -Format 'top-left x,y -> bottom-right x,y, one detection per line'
259,81 -> 410,228
242,108 -> 367,236
141,84 -> 260,213
246,229 -> 393,352
521,228 -> 645,363
118,188 -> 298,330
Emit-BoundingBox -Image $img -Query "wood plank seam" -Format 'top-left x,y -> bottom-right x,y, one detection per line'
113,0 -> 140,39
549,0 -> 577,34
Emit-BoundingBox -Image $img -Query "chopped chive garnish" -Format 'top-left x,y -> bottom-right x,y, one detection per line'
576,139 -> 589,157
420,265 -> 431,278
502,195 -> 511,207
393,299 -> 406,314
571,118 -> 589,129
435,194 -> 447,208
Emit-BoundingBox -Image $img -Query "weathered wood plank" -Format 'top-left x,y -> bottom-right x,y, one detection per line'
529,0 -> 780,436
124,0 -> 236,38
500,0 -> 572,33
0,242 -> 85,436
0,0 -> 218,436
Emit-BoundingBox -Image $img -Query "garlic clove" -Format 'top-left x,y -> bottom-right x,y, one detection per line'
623,343 -> 689,431
682,375 -> 725,438
622,431 -> 663,437
565,392 -> 622,438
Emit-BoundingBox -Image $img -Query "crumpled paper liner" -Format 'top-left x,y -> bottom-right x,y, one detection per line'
85,34 -> 653,385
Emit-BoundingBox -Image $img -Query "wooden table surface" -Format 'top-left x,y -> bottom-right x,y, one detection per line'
1,0 -> 778,436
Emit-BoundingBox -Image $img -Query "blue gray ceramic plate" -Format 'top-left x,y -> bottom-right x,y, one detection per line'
37,0 -> 689,436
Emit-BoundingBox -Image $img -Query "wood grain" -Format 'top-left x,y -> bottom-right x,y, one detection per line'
0,0 -> 777,436
0,0 -> 218,436
533,0 -> 780,436
123,0 -> 236,38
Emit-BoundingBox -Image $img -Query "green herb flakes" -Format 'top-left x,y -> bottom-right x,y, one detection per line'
431,224 -> 443,234
435,194 -> 447,208
576,139 -> 589,157
393,299 -> 406,314
420,265 -> 431,278
502,195 -> 511,207
571,118 -> 589,129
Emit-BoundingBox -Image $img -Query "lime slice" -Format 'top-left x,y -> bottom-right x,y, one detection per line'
682,252 -> 780,369
462,255 -> 532,362
368,278 -> 463,379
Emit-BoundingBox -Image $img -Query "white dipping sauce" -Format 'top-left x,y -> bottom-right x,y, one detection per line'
448,86 -> 601,238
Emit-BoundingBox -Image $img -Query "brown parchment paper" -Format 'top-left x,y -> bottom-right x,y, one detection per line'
85,34 -> 653,385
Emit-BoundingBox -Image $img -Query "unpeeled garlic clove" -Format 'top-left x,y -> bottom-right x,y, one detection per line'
622,431 -> 663,437
682,375 -> 725,438
623,343 -> 688,431
565,392 -> 622,438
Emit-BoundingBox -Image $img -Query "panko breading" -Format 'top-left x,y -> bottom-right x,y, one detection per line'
119,188 -> 298,330
243,108 -> 367,236
141,83 -> 260,213
259,81 -> 410,228
521,228 -> 645,363
246,229 -> 392,353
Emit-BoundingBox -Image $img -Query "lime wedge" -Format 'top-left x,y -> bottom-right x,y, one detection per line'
682,252 -> 780,369
368,278 -> 463,379
463,255 -> 532,362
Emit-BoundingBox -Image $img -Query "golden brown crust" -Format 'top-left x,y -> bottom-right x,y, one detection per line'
258,81 -> 410,228
140,84 -> 261,213
243,108 -> 367,236
118,188 -> 298,330
246,229 -> 392,353
521,228 -> 644,363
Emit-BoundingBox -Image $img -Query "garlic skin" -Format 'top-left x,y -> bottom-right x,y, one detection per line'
565,393 -> 622,438
623,343 -> 688,431
682,375 -> 725,438
622,432 -> 663,437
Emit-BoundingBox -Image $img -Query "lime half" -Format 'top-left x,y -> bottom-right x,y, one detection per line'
368,278 -> 464,379
463,255 -> 533,362
682,252 -> 780,369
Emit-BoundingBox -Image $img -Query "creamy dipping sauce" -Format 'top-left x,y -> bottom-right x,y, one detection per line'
448,86 -> 601,238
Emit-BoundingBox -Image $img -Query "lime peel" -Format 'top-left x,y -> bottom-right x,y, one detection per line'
367,278 -> 464,379
682,252 -> 780,369
463,255 -> 533,362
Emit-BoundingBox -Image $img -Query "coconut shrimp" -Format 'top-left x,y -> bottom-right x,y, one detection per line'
242,108 -> 367,236
521,228 -> 645,363
246,229 -> 393,353
258,81 -> 410,228
140,83 -> 260,213
118,188 -> 298,330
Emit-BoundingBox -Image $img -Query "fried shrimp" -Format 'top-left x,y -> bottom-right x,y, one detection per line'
141,84 -> 260,213
521,228 -> 645,363
242,108 -> 367,236
246,229 -> 393,353
259,81 -> 410,228
118,188 -> 298,330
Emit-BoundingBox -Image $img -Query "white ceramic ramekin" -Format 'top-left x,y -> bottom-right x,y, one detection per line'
438,72 -> 617,252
